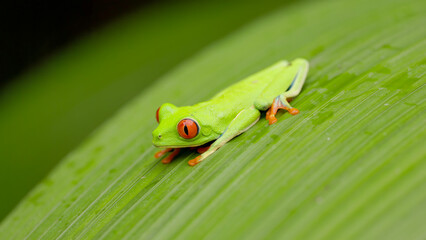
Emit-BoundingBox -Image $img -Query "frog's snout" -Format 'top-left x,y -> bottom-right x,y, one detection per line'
152,130 -> 163,146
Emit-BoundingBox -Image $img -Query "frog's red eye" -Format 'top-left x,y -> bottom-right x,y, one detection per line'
156,107 -> 160,123
177,119 -> 199,139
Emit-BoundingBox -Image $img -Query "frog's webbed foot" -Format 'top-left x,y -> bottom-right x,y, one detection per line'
253,59 -> 308,125
266,96 -> 299,125
185,145 -> 210,166
161,148 -> 181,164
155,148 -> 181,164
188,155 -> 202,166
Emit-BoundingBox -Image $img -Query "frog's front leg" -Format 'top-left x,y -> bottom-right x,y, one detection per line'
161,148 -> 181,164
254,58 -> 309,124
154,148 -> 173,158
188,107 -> 260,166
154,148 -> 181,164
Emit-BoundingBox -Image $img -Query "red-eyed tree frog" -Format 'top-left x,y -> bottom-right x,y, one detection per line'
152,58 -> 309,166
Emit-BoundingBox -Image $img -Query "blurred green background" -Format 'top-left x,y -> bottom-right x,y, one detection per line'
0,0 -> 297,221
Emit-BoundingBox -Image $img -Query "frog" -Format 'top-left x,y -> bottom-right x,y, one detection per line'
152,58 -> 309,166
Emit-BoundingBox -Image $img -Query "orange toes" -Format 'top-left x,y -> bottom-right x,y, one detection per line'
162,158 -> 172,164
266,108 -> 275,123
266,108 -> 271,117
288,108 -> 299,115
161,148 -> 180,164
265,97 -> 299,124
266,107 -> 278,125
155,148 -> 172,158
283,107 -> 299,115
268,116 -> 278,125
154,151 -> 164,158
188,156 -> 202,166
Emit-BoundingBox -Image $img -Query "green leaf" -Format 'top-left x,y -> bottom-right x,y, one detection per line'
1,0 -> 425,238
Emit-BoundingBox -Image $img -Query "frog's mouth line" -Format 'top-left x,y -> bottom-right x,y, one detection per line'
153,144 -> 201,148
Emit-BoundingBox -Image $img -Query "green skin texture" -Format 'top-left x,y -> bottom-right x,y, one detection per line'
152,58 -> 309,164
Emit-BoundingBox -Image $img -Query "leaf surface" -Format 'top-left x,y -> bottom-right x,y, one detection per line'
0,0 -> 425,239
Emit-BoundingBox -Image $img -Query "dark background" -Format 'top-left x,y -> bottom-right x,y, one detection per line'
0,0 -> 157,88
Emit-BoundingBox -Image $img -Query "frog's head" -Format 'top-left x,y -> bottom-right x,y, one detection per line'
152,103 -> 215,148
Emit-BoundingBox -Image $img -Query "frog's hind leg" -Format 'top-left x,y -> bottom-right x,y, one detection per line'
266,96 -> 299,125
254,58 -> 309,125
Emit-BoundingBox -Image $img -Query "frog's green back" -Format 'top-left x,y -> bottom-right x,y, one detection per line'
210,60 -> 294,106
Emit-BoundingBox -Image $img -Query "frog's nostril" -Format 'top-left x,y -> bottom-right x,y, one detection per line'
158,134 -> 162,139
